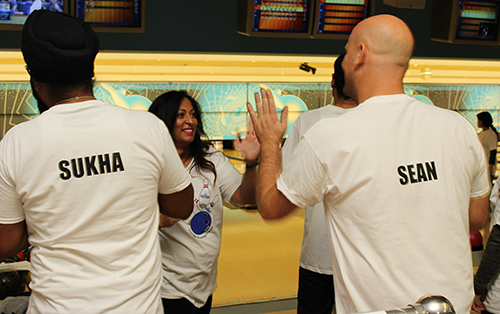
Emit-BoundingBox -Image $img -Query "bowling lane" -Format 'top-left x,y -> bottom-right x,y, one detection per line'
212,149 -> 304,307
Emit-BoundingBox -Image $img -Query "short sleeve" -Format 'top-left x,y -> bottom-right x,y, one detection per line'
470,131 -> 492,199
211,150 -> 242,202
157,125 -> 192,194
282,120 -> 301,165
486,131 -> 498,152
0,136 -> 25,224
277,137 -> 330,208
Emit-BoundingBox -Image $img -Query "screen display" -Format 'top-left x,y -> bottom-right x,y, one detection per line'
251,0 -> 309,33
315,0 -> 368,34
75,0 -> 141,27
456,0 -> 500,40
0,0 -> 65,25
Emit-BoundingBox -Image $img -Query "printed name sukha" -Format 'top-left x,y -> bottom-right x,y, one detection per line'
398,161 -> 438,185
59,152 -> 125,180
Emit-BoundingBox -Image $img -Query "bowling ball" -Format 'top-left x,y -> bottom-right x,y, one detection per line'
0,271 -> 23,294
191,212 -> 212,235
469,230 -> 483,249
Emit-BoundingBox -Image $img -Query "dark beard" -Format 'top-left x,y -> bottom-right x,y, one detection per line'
30,79 -> 49,114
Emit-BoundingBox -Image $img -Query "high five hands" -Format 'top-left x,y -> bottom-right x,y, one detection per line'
234,119 -> 260,164
246,89 -> 288,147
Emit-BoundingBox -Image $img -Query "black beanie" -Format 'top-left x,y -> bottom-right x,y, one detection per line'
21,10 -> 99,83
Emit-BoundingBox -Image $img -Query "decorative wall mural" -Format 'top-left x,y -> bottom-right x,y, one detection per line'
404,84 -> 500,130
1,82 -> 499,141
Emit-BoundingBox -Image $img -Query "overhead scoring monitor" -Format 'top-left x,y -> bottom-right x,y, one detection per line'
74,0 -> 144,33
431,0 -> 500,45
0,0 -> 67,30
456,0 -> 499,40
312,0 -> 370,39
237,0 -> 313,38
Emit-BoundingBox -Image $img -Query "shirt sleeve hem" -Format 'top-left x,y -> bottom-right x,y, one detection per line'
471,186 -> 491,199
0,217 -> 25,224
276,177 -> 309,208
158,175 -> 192,195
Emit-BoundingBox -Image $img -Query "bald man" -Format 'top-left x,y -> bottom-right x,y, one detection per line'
248,15 -> 490,314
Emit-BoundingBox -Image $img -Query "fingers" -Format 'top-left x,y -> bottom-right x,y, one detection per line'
247,116 -> 255,134
251,89 -> 276,116
281,106 -> 289,132
472,295 -> 485,313
472,304 -> 485,313
254,91 -> 263,116
258,89 -> 277,118
264,89 -> 277,117
246,102 -> 258,127
260,89 -> 271,116
248,89 -> 286,136
234,134 -> 242,147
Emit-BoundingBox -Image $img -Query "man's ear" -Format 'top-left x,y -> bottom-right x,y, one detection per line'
31,78 -> 44,93
354,43 -> 366,69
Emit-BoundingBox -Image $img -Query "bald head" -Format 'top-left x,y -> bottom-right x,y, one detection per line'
342,15 -> 414,103
352,15 -> 414,68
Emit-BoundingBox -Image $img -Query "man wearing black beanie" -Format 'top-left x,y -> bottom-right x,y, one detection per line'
22,9 -> 100,113
0,10 -> 194,314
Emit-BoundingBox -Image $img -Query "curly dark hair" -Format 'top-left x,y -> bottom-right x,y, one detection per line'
148,90 -> 216,180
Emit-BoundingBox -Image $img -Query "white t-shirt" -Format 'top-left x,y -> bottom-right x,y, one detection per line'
478,128 -> 498,169
159,147 -> 242,307
277,94 -> 490,314
282,105 -> 351,275
484,179 -> 500,312
0,100 -> 192,314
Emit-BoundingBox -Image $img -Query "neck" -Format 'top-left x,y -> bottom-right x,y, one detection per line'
177,147 -> 192,167
54,95 -> 96,106
357,88 -> 405,104
356,66 -> 406,104
333,94 -> 358,109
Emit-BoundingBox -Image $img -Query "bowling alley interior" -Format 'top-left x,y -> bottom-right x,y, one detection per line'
1,0 -> 500,313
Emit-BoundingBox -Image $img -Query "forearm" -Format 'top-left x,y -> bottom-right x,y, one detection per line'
258,141 -> 281,206
258,142 -> 296,219
489,150 -> 497,178
470,195 -> 490,231
489,150 -> 497,166
158,184 -> 194,220
475,224 -> 500,295
0,221 -> 29,261
234,167 -> 257,206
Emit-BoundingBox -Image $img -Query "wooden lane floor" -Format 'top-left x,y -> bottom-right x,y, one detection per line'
213,206 -> 304,307
211,147 -> 304,312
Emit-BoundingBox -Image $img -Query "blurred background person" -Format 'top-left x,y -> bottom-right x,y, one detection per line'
477,111 -> 499,183
281,53 -> 357,314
